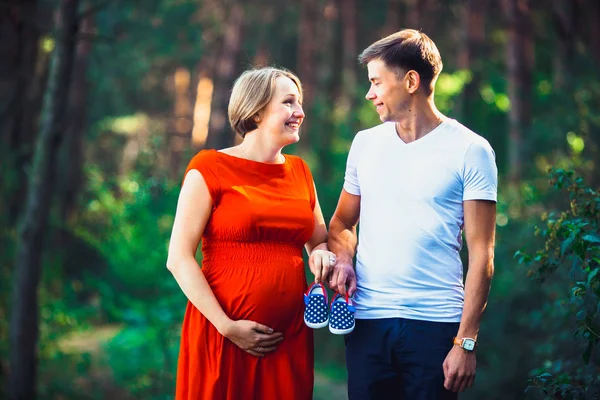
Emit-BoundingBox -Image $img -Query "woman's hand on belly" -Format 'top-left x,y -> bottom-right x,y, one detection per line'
221,319 -> 284,357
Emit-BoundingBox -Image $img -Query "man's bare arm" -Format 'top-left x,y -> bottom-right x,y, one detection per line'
443,199 -> 496,392
327,189 -> 361,295
305,182 -> 336,284
457,199 -> 496,339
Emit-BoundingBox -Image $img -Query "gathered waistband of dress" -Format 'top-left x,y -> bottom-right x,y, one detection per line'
201,240 -> 303,264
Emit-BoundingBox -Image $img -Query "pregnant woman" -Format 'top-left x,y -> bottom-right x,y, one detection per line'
167,67 -> 335,400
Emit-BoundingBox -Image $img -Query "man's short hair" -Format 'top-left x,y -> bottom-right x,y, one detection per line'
228,67 -> 303,138
359,29 -> 443,94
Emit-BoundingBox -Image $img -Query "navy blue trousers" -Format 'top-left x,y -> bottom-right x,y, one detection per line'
345,318 -> 460,400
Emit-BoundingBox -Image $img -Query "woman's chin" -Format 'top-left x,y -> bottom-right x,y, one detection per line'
282,132 -> 300,145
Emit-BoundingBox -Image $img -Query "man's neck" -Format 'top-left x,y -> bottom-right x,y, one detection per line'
394,98 -> 446,144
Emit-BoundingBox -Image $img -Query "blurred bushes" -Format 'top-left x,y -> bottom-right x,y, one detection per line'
518,169 -> 600,399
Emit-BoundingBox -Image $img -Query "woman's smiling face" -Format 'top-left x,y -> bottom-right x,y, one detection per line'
256,76 -> 305,146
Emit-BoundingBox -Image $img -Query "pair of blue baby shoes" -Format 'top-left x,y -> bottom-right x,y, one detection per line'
303,282 -> 355,335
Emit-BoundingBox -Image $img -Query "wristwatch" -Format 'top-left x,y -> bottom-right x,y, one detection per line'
453,337 -> 476,352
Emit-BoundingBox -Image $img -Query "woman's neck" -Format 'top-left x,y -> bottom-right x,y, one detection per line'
237,136 -> 285,164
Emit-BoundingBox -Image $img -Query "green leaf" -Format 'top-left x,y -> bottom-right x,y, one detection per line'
561,235 -> 576,256
574,241 -> 587,260
589,268 -> 600,285
583,234 -> 600,244
585,315 -> 600,338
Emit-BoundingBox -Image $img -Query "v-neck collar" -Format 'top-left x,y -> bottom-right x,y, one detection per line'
390,119 -> 452,146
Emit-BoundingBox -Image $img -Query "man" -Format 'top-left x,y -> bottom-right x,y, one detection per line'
326,29 -> 497,399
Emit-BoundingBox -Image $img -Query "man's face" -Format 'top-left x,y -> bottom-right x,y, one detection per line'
365,59 -> 409,123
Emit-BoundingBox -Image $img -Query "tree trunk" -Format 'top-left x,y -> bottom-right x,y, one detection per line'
316,0 -> 339,182
297,0 -> 319,152
189,0 -> 220,151
169,67 -> 193,178
0,0 -> 41,224
191,60 -> 215,151
383,0 -> 403,36
205,2 -> 244,150
503,0 -> 533,183
552,0 -> 574,89
457,0 -> 487,122
588,0 -> 600,66
252,2 -> 276,67
8,0 -> 79,398
58,7 -> 93,223
405,0 -> 426,31
340,0 -> 357,104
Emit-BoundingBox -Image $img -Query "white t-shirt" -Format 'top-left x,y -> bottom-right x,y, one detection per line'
344,119 -> 498,322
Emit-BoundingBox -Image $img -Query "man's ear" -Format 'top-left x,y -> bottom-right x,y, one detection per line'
405,70 -> 420,94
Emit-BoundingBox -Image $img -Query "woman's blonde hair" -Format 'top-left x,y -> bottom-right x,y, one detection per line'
228,67 -> 303,138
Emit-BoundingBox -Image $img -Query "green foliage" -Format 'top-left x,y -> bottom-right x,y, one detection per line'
517,169 -> 600,398
103,305 -> 181,399
75,163 -> 183,301
69,159 -> 186,397
435,70 -> 473,113
88,0 -> 205,123
37,351 -> 96,399
0,131 -> 189,398
524,373 -> 586,400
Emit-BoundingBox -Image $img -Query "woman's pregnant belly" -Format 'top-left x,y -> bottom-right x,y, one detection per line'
204,256 -> 307,333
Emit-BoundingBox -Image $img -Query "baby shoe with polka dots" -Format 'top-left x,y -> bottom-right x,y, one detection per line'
303,282 -> 329,329
328,292 -> 355,335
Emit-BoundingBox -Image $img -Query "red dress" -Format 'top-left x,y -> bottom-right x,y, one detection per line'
175,149 -> 315,400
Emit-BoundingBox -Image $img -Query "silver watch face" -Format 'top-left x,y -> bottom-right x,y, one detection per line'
463,339 -> 476,351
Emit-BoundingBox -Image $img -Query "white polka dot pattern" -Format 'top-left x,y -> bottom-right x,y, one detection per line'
303,283 -> 329,329
328,293 -> 356,335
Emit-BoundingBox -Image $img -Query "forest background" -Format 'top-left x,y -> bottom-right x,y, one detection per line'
2,0 -> 600,399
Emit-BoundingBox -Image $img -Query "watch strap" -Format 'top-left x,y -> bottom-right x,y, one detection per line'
452,337 -> 477,349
